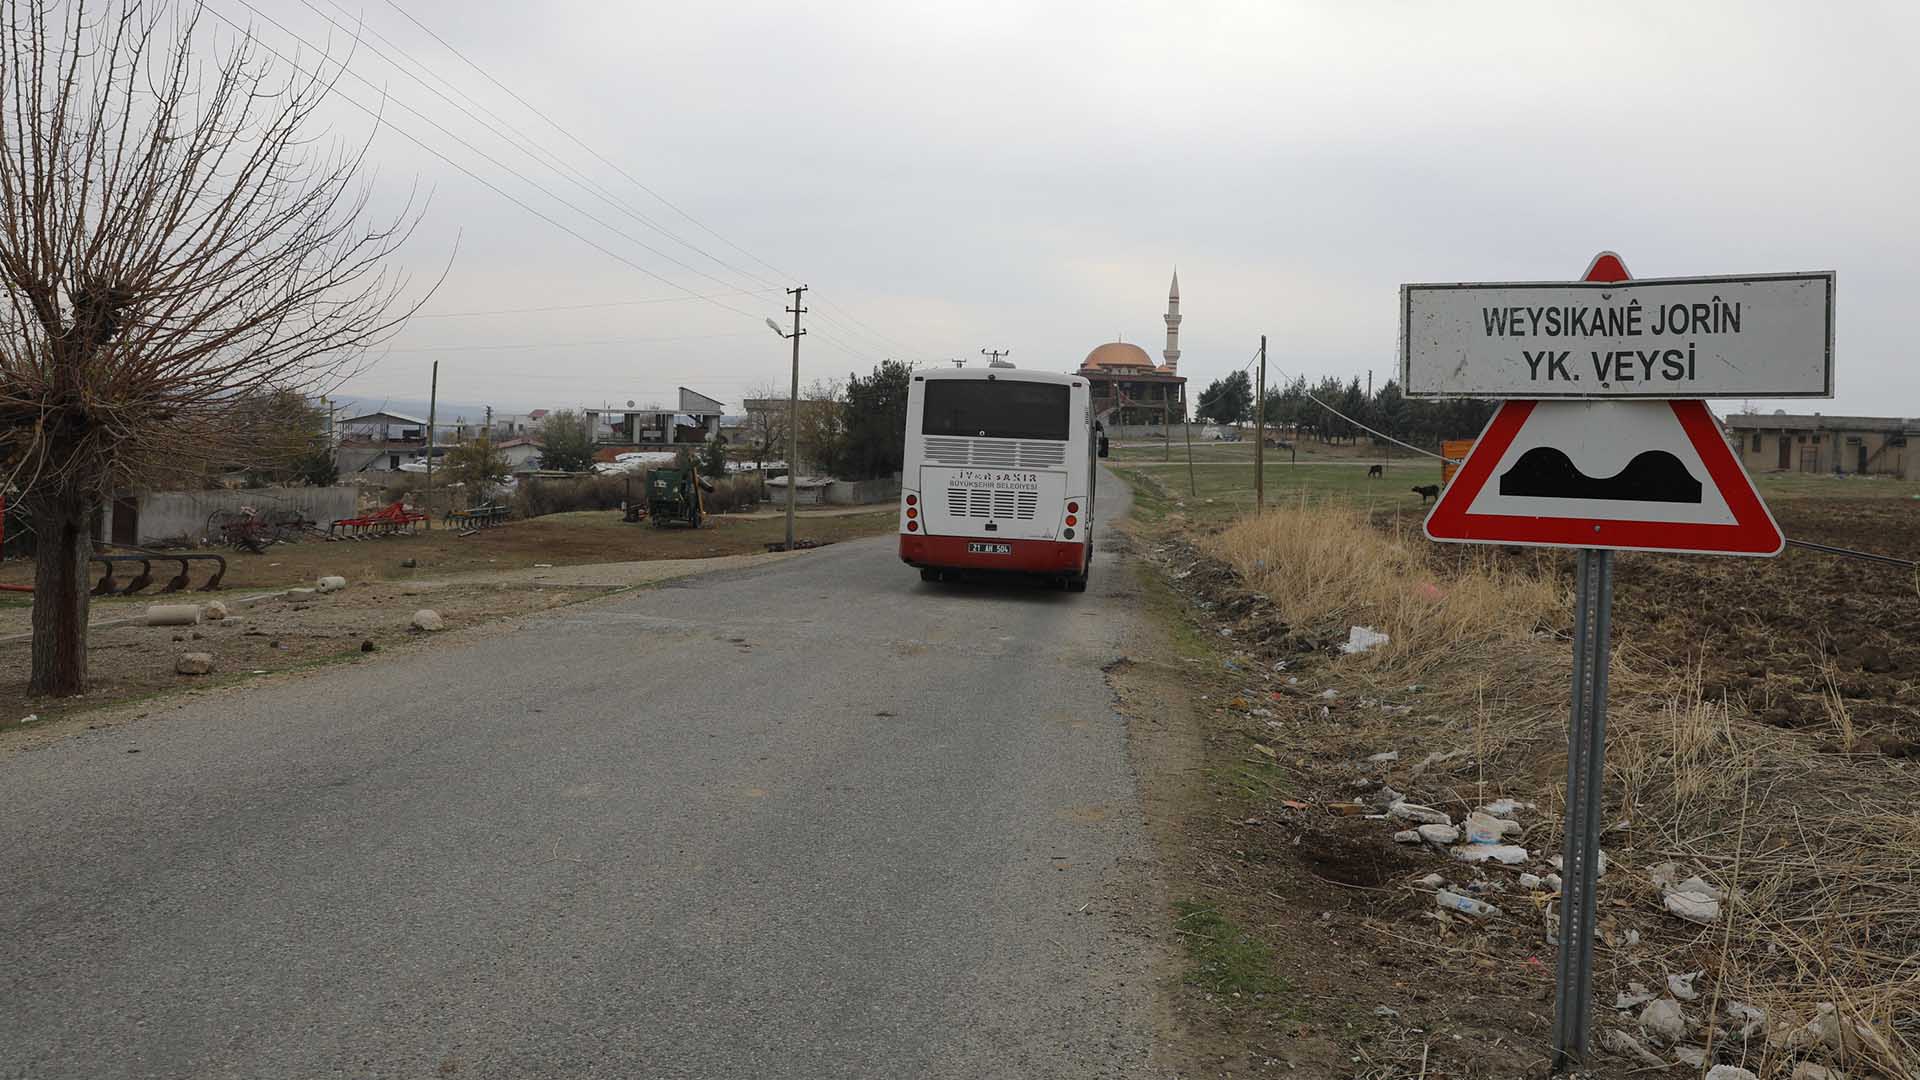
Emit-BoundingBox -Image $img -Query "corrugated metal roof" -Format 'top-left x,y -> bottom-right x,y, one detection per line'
1725,413 -> 1918,433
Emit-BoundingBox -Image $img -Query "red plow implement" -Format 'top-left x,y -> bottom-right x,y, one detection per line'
329,501 -> 429,539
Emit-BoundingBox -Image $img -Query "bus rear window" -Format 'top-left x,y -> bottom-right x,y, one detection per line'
923,381 -> 1071,441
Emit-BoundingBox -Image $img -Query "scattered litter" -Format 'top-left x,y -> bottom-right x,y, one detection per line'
1393,830 -> 1421,844
1327,803 -> 1371,816
1451,844 -> 1528,865
1463,811 -> 1524,844
1615,982 -> 1657,1010
1480,798 -> 1532,818
1372,1005 -> 1400,1019
285,587 -> 316,599
1672,1045 -> 1706,1067
1387,801 -> 1452,826
1318,688 -> 1339,700
1725,1001 -> 1766,1040
1704,1067 -> 1759,1080
1667,970 -> 1703,1001
1417,873 -> 1445,889
1379,704 -> 1413,716
18,713 -> 36,725
1551,850 -> 1609,877
1413,581 -> 1446,602
1518,872 -> 1542,890
1409,748 -> 1466,775
1365,750 -> 1399,764
1661,875 -> 1726,925
1767,1001 -> 1899,1067
1624,928 -> 1640,946
1416,823 -> 1460,846
1603,1029 -> 1667,1068
1281,799 -> 1310,811
315,575 -> 347,594
1249,743 -> 1276,759
1637,998 -> 1688,1045
410,609 -> 446,633
533,562 -> 553,568
1544,873 -> 1563,893
1434,889 -> 1500,918
1339,625 -> 1390,654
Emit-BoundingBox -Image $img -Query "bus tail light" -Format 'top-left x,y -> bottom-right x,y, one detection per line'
907,520 -> 919,532
906,494 -> 917,506
1067,501 -> 1079,514
1064,514 -> 1076,526
1063,527 -> 1075,539
906,508 -> 917,519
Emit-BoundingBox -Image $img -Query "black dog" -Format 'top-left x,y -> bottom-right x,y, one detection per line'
1412,484 -> 1440,504
1367,464 -> 1383,478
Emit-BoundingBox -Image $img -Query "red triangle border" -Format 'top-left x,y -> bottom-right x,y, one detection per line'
1423,399 -> 1785,556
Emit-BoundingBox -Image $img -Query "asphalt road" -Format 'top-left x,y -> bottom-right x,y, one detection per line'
1,477 -> 1164,1079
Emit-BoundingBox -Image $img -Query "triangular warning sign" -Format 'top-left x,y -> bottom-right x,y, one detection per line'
1424,398 -> 1784,555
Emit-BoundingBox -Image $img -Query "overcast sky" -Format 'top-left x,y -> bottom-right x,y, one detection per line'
227,0 -> 1917,418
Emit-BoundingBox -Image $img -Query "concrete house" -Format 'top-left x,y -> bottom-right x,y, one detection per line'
1724,412 -> 1919,478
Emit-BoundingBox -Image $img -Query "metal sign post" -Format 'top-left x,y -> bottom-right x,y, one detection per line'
1405,251 -> 1807,1070
1552,547 -> 1613,1068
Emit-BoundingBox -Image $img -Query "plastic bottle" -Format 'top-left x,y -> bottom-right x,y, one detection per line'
1434,889 -> 1501,919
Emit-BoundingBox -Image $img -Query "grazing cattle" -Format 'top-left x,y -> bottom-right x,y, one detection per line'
1367,464 -> 1383,478
1412,484 -> 1440,504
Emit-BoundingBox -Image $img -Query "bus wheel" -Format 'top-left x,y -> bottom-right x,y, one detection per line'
920,567 -> 942,583
1064,573 -> 1088,593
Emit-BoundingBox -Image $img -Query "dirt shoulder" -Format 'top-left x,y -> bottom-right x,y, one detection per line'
3,507 -> 893,736
1114,495 -> 1920,1079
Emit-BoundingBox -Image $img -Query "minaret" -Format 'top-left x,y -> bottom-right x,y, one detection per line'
1161,269 -> 1181,373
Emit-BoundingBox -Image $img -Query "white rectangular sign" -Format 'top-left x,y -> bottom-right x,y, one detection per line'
1400,272 -> 1833,399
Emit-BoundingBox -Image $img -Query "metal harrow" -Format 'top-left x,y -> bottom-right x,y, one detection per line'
89,552 -> 227,595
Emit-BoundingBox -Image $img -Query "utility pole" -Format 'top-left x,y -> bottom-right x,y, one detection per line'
981,347 -> 1010,367
425,360 -> 438,529
1255,334 -> 1267,512
767,286 -> 808,552
485,404 -> 493,439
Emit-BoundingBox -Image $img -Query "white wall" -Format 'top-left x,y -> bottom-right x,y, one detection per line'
109,486 -> 358,545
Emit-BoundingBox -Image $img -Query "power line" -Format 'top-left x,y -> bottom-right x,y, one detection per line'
370,0 -> 932,360
299,0 -> 784,296
411,288 -> 780,319
381,0 -> 797,286
218,0 -> 767,315
381,330 -> 759,353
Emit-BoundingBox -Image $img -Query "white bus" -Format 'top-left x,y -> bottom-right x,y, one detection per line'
897,367 -> 1096,592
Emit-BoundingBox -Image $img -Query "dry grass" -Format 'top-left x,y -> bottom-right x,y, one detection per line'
1179,500 -> 1920,1076
1605,660 -> 1920,1077
1204,498 -> 1563,677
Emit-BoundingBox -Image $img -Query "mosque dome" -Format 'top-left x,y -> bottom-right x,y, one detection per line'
1081,341 -> 1157,371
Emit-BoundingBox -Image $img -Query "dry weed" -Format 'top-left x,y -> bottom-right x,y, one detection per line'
1205,499 -> 1563,676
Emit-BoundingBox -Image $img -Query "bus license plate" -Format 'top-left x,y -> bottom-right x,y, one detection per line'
968,542 -> 1013,555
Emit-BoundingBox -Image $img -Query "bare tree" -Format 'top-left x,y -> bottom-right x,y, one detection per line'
0,1 -> 423,696
742,381 -> 786,472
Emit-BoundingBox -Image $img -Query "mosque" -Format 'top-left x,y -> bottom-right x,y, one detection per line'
1076,271 -> 1187,428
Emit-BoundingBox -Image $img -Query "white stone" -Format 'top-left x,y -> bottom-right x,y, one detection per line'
175,652 -> 214,675
410,609 -> 445,632
202,600 -> 229,620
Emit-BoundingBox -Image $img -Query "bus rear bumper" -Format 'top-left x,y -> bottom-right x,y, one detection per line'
899,534 -> 1087,575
